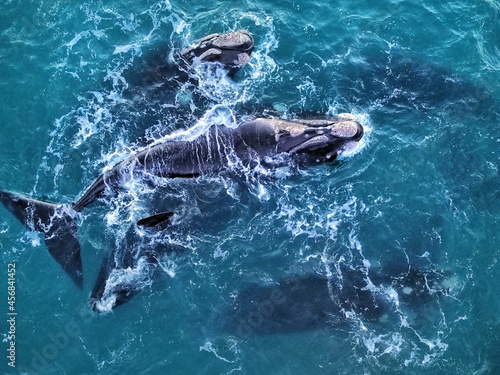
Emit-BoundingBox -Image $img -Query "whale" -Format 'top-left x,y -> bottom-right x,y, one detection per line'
219,264 -> 451,337
125,30 -> 254,103
0,114 -> 364,291
181,30 -> 255,77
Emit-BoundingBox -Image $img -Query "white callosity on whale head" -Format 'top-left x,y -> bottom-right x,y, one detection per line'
268,114 -> 364,159
330,121 -> 360,138
181,30 -> 255,69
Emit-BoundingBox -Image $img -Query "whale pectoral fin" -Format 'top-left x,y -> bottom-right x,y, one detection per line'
0,190 -> 83,289
137,211 -> 174,228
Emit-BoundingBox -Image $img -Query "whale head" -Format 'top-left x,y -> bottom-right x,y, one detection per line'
181,30 -> 254,74
241,114 -> 364,163
273,114 -> 364,163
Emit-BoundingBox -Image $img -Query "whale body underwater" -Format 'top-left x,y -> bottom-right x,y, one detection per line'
219,263 -> 452,337
0,114 -> 364,299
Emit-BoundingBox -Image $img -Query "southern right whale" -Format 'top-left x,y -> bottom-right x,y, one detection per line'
124,29 -> 254,104
0,114 -> 364,290
220,264 -> 451,337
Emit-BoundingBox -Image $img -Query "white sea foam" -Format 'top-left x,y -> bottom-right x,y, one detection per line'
65,31 -> 88,49
157,254 -> 178,278
199,342 -> 235,363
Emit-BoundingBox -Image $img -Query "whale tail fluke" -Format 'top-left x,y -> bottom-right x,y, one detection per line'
0,190 -> 83,289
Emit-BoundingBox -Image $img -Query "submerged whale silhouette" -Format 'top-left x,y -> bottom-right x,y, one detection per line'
220,264 -> 451,337
0,115 -> 364,292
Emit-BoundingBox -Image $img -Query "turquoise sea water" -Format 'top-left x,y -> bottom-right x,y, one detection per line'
1,0 -> 499,374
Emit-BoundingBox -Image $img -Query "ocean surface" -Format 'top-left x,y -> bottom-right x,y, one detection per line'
1,0 -> 499,374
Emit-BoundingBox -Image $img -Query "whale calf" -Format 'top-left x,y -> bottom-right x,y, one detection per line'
0,114 -> 364,290
181,30 -> 255,77
126,30 -> 254,101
